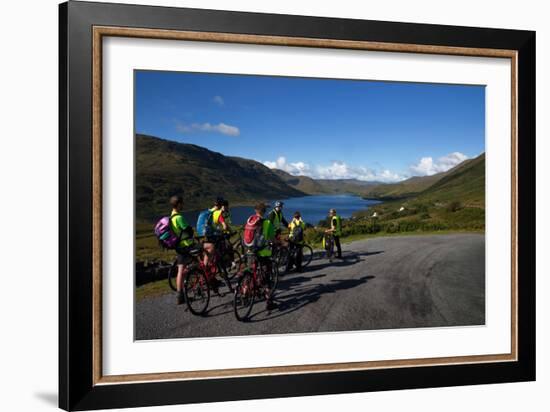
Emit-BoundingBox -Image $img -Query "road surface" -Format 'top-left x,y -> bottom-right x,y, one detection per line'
136,233 -> 485,340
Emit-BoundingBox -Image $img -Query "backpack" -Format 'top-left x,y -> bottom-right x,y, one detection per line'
242,215 -> 265,250
154,215 -> 181,249
291,224 -> 304,243
196,209 -> 214,237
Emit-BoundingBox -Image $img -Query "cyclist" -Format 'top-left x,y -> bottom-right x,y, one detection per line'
325,208 -> 343,259
201,197 -> 225,272
287,211 -> 306,272
220,200 -> 233,231
251,202 -> 277,310
212,199 -> 230,234
168,195 -> 196,305
268,201 -> 289,236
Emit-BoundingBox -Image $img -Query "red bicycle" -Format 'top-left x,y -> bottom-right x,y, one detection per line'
182,243 -> 234,316
233,248 -> 279,321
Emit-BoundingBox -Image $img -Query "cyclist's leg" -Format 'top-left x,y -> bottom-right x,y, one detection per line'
203,241 -> 214,267
334,236 -> 342,258
259,256 -> 275,305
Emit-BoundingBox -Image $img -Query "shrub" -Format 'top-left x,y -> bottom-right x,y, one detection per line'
446,200 -> 463,212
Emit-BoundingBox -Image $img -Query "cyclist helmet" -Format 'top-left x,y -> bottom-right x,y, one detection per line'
274,201 -> 284,208
329,208 -> 336,214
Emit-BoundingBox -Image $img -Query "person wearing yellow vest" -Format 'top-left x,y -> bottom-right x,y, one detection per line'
268,201 -> 289,236
326,208 -> 343,259
288,211 -> 306,272
168,195 -> 196,305
202,197 -> 225,271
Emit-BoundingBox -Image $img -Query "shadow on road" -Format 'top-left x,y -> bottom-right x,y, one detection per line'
305,250 -> 383,272
246,273 -> 376,323
202,249 -> 382,318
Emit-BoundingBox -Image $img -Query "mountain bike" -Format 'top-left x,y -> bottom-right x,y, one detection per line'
217,232 -> 244,280
167,246 -> 202,292
233,248 -> 279,321
183,245 -> 234,316
323,232 -> 335,262
273,239 -> 314,274
168,234 -> 241,290
167,244 -> 234,316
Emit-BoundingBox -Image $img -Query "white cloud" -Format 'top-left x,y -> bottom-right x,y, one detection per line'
213,95 -> 224,106
410,152 -> 468,176
263,157 -> 403,183
176,122 -> 240,137
263,156 -> 311,175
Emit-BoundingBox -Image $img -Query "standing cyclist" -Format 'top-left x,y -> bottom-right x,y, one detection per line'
287,211 -> 306,272
250,202 -> 277,310
168,195 -> 196,305
268,201 -> 289,237
326,208 -> 343,259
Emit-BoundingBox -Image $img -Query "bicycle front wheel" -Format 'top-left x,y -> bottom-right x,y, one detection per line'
302,244 -> 314,267
184,269 -> 210,316
234,271 -> 255,321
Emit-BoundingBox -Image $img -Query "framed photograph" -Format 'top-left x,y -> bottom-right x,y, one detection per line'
59,1 -> 536,410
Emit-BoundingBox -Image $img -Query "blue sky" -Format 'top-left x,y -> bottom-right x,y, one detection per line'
135,70 -> 485,182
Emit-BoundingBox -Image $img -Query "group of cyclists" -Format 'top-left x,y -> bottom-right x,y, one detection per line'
163,194 -> 344,310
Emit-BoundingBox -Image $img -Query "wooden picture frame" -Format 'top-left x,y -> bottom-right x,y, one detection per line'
59,1 -> 535,410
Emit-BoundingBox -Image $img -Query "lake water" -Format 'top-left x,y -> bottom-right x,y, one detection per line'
183,194 -> 381,227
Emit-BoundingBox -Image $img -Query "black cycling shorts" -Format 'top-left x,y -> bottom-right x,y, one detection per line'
175,247 -> 194,266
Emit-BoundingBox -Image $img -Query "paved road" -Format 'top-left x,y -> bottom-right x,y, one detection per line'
136,234 -> 485,340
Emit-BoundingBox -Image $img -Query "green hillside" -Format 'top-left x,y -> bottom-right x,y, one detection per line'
365,173 -> 446,199
315,179 -> 381,195
136,134 -> 305,220
353,152 -> 486,232
271,169 -> 329,194
416,153 -> 485,207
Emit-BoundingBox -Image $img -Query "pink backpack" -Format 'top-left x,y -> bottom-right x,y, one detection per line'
154,215 -> 180,249
242,215 -> 265,250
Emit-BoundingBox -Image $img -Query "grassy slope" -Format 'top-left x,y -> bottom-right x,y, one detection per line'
365,173 -> 446,199
136,134 -> 305,220
354,153 -> 486,232
271,169 -> 329,194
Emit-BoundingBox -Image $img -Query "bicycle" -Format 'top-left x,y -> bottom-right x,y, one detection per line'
233,247 -> 279,321
168,234 -> 241,290
167,246 -> 201,292
214,232 -> 244,280
323,232 -> 335,262
167,243 -> 233,316
273,238 -> 314,274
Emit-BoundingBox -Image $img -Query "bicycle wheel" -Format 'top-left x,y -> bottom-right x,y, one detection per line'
267,263 -> 279,296
302,244 -> 314,267
275,247 -> 289,275
225,249 -> 242,280
184,269 -> 210,316
168,261 -> 178,292
234,271 -> 255,321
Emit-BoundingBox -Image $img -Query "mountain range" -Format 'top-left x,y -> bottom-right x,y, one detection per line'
136,134 -> 484,221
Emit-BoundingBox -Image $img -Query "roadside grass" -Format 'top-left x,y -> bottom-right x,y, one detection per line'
136,278 -> 173,302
